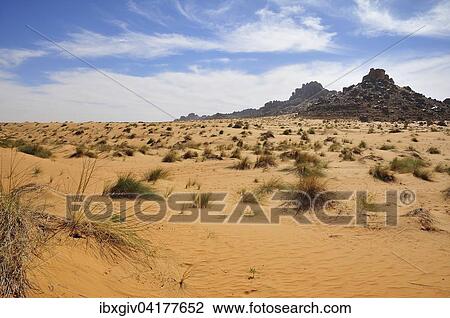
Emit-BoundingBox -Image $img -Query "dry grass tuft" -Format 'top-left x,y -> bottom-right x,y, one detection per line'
143,167 -> 170,183
369,164 -> 395,182
233,156 -> 253,170
0,151 -> 50,297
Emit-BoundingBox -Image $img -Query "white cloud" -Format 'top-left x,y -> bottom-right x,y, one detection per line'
1,54 -> 449,122
0,48 -> 47,68
53,29 -> 219,59
355,0 -> 450,37
219,7 -> 336,53
53,3 -> 336,59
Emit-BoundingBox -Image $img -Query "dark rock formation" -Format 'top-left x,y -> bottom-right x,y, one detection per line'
301,68 -> 450,121
177,81 -> 333,120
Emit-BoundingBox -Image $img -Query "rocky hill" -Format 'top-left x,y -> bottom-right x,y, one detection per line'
177,81 -> 333,121
302,68 -> 450,121
177,68 -> 450,122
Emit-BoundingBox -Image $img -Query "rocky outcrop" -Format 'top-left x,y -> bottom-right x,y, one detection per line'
177,82 -> 333,120
301,68 -> 450,121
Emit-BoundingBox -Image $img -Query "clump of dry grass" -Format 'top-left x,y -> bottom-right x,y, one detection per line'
63,159 -> 151,261
369,164 -> 395,182
434,162 -> 450,175
254,154 -> 277,168
162,150 -> 180,162
0,151 -> 50,297
17,144 -> 52,158
287,176 -> 327,212
413,168 -> 433,181
390,157 -> 427,173
69,145 -> 97,158
182,150 -> 198,159
292,152 -> 326,177
233,156 -> 252,170
191,192 -> 212,208
103,173 -> 153,198
143,167 -> 170,183
442,186 -> 450,200
405,208 -> 437,231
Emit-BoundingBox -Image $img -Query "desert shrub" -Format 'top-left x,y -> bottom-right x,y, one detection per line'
443,187 -> 450,200
290,152 -> 327,177
413,168 -> 433,181
328,141 -> 341,152
202,147 -> 222,160
123,148 -> 135,156
103,174 -> 152,198
17,144 -> 52,158
369,165 -> 395,182
254,154 -> 277,168
143,168 -> 170,183
434,162 -> 450,174
260,131 -> 274,140
427,147 -> 441,154
0,138 -> 26,148
233,156 -> 252,170
282,129 -> 292,135
255,177 -> 286,197
0,157 -> 50,297
358,140 -> 367,149
411,137 -> 418,142
339,148 -> 355,161
232,121 -> 244,129
162,150 -> 180,162
237,188 -> 259,204
307,128 -> 315,134
289,176 -> 327,211
405,208 -> 436,231
379,144 -> 395,150
70,145 -> 97,158
313,141 -> 322,151
183,150 -> 198,159
390,157 -> 427,173
230,148 -> 241,159
138,145 -> 149,154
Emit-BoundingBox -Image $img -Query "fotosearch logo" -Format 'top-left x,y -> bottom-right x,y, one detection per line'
66,189 -> 415,226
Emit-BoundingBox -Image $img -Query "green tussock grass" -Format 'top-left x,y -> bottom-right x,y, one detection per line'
143,168 -> 170,183
103,174 -> 153,198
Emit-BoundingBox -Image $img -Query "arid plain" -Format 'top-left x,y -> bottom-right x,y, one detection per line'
1,116 -> 449,297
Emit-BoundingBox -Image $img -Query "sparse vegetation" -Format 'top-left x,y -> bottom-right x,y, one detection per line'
162,150 -> 180,162
254,154 -> 277,168
379,144 -> 395,151
427,147 -> 441,154
413,168 -> 433,181
17,144 -> 52,158
233,156 -> 252,170
143,168 -> 170,183
390,157 -> 427,173
103,174 -> 153,198
369,164 -> 395,182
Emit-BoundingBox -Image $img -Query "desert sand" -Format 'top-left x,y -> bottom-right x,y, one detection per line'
1,116 -> 449,297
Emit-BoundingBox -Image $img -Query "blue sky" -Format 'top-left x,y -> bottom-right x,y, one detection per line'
0,0 -> 449,122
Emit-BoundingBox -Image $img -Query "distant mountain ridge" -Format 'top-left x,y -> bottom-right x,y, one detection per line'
177,68 -> 450,122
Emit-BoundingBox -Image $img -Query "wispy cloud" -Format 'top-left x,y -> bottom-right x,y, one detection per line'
51,1 -> 336,59
0,48 -> 47,68
51,29 -> 218,59
355,0 -> 450,37
127,0 -> 169,26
